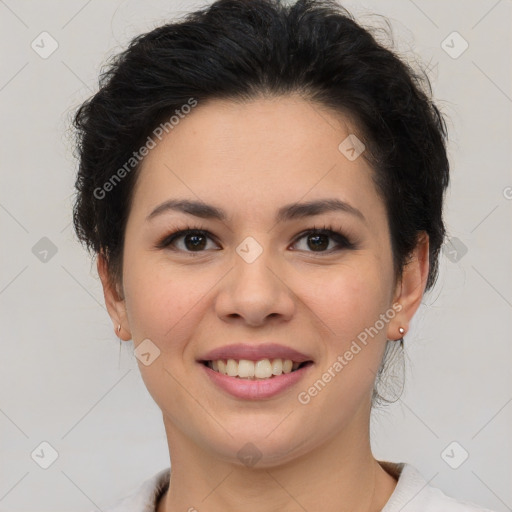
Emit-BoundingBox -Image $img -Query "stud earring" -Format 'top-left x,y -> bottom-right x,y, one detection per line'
397,326 -> 406,348
117,324 -> 121,335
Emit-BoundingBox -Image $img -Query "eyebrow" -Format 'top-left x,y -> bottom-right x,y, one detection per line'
146,198 -> 366,224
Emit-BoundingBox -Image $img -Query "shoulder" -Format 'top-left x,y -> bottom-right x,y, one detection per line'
379,461 -> 496,512
89,467 -> 170,512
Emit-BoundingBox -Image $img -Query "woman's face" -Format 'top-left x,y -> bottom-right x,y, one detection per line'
102,95 -> 423,467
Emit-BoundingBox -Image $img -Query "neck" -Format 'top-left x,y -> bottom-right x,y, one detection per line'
157,415 -> 397,512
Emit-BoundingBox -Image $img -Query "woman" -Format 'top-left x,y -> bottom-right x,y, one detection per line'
71,0 -> 495,510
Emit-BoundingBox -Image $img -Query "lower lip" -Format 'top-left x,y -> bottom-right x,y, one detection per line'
199,362 -> 313,400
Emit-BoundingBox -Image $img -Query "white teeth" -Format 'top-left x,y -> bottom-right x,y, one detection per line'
226,359 -> 238,377
271,358 -> 282,375
282,359 -> 293,374
238,359 -> 254,378
207,358 -> 305,379
254,359 -> 272,378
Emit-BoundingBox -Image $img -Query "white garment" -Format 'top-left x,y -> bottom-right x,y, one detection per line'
93,460 -> 496,512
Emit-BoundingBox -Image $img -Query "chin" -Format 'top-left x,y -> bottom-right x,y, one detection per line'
197,423 -> 313,469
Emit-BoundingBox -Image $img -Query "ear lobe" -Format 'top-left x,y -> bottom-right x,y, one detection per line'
97,252 -> 130,340
388,232 -> 430,338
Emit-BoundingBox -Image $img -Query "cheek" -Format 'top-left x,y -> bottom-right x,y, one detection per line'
297,265 -> 392,417
122,255 -> 209,353
311,260 -> 392,345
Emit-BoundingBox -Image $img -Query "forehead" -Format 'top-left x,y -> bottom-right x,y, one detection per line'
129,95 -> 383,223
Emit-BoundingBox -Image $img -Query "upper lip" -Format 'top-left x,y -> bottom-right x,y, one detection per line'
199,343 -> 313,363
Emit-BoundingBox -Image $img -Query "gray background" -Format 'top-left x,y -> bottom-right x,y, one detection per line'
0,0 -> 511,511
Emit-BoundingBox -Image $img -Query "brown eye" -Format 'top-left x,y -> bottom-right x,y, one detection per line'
157,229 -> 220,252
182,232 -> 208,251
305,233 -> 330,251
292,228 -> 354,253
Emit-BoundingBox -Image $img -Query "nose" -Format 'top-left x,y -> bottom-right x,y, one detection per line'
214,249 -> 296,327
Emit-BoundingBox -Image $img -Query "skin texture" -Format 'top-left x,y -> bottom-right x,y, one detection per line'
98,95 -> 429,512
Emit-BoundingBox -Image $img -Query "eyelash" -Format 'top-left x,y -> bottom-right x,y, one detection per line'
155,223 -> 356,255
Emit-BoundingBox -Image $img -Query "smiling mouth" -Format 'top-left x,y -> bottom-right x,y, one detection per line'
201,358 -> 314,380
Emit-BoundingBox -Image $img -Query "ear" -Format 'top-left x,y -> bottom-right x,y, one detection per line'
387,232 -> 430,341
97,252 -> 131,341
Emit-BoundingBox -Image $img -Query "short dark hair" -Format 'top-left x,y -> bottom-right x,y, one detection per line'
72,0 -> 449,315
